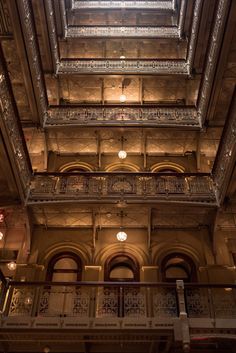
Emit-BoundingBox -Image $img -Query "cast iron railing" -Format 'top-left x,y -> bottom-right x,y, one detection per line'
27,172 -> 216,205
2,281 -> 236,320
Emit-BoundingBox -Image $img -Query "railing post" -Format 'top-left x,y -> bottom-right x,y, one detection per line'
0,270 -> 8,314
176,280 -> 190,353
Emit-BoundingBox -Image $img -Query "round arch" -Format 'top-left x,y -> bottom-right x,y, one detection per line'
105,162 -> 140,172
46,251 -> 82,281
104,252 -> 140,281
150,162 -> 185,173
59,162 -> 94,172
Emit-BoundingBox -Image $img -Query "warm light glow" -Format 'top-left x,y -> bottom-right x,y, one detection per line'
0,231 -> 3,240
7,261 -> 17,271
0,213 -> 4,222
119,94 -> 126,102
24,296 -> 33,305
118,150 -> 127,159
116,230 -> 127,242
120,55 -> 126,59
224,287 -> 233,292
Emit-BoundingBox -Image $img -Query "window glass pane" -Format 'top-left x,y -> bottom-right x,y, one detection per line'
110,266 -> 134,279
54,258 -> 78,270
52,272 -> 77,282
165,266 -> 188,279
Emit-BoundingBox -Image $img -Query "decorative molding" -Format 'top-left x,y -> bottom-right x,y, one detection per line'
213,90 -> 236,204
44,0 -> 60,72
186,0 -> 203,70
60,0 -> 185,40
17,0 -> 48,123
57,59 -> 189,75
0,51 -> 32,195
0,0 -> 12,36
17,0 -> 230,128
71,0 -> 176,10
197,0 -> 230,123
45,106 -> 199,127
28,173 -> 216,205
65,26 -> 180,39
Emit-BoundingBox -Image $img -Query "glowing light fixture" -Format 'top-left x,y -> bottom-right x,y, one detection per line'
0,231 -> 3,240
118,150 -> 127,159
24,296 -> 33,305
119,93 -> 127,102
116,230 -> 127,242
7,261 -> 17,271
120,55 -> 126,59
118,136 -> 127,159
116,211 -> 127,242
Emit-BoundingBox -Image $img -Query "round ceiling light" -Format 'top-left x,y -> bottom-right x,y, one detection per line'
116,230 -> 127,242
118,150 -> 127,159
7,261 -> 17,271
119,94 -> 127,103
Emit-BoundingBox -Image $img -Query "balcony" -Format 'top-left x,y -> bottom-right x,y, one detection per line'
27,173 -> 216,205
1,280 -> 236,349
70,0 -> 176,10
46,106 -> 199,128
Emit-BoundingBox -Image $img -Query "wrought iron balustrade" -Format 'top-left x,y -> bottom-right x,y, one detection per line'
3,281 -> 236,320
28,172 -> 216,205
57,59 -> 189,75
71,0 -> 175,10
46,106 -> 199,127
65,26 -> 180,38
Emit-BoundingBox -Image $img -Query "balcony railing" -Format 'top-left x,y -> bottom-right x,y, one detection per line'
71,0 -> 175,10
46,106 -> 199,127
27,173 -> 216,205
65,26 -> 180,38
2,281 -> 236,321
57,59 -> 189,75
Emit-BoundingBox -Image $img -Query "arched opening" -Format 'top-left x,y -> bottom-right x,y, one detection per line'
46,252 -> 82,282
59,162 -> 94,172
99,254 -> 141,318
161,253 -> 197,282
151,162 -> 185,173
104,253 -> 139,282
41,253 -> 83,317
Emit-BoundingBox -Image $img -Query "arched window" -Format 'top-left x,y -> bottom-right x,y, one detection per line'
161,253 -> 197,282
105,254 -> 139,282
46,252 -> 82,282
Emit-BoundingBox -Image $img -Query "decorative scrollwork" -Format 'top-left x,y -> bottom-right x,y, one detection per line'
28,173 -> 216,204
185,288 -> 211,318
57,59 -> 189,75
96,287 -> 119,317
71,0 -> 175,10
8,287 -> 34,316
152,288 -> 177,317
46,106 -> 199,127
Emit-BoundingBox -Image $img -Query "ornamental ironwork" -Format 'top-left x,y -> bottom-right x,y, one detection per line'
28,173 -> 216,205
57,59 -> 189,75
65,26 -> 180,38
45,106 -> 199,127
71,0 -> 176,10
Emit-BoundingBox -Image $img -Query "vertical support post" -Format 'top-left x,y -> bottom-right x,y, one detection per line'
176,280 -> 190,353
0,270 -> 8,313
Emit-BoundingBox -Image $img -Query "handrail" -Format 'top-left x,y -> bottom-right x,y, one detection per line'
8,281 -> 236,288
